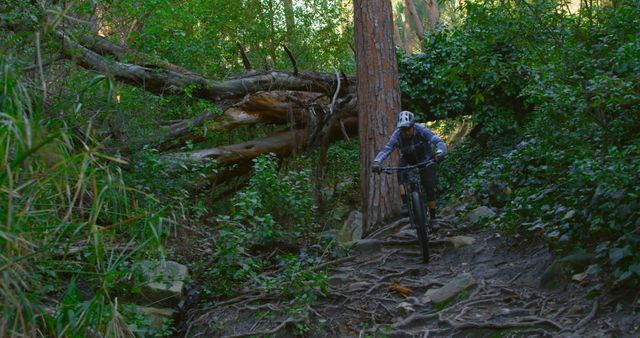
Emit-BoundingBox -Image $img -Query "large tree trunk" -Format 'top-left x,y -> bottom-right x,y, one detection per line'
354,0 -> 402,233
424,0 -> 440,31
402,5 -> 414,53
404,0 -> 425,38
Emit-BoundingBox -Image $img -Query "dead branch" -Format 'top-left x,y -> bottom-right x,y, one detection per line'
76,32 -> 204,78
237,42 -> 253,71
282,44 -> 298,75
573,300 -> 598,331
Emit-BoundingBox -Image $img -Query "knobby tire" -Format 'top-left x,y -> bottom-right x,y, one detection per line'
410,191 -> 429,263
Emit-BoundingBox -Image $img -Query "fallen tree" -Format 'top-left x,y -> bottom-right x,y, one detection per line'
46,28 -> 457,196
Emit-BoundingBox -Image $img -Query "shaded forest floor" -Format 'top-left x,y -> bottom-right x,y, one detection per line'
177,215 -> 640,337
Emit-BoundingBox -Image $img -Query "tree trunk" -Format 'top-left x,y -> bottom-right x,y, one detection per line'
404,0 -> 425,38
283,0 -> 296,37
353,0 -> 402,233
402,5 -> 414,53
393,20 -> 403,49
424,0 -> 440,31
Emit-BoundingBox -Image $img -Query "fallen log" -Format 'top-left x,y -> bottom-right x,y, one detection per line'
60,31 -> 353,101
146,91 -> 328,151
76,32 -> 205,78
170,116 -> 358,193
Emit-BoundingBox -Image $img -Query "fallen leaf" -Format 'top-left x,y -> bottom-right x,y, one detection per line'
389,281 -> 412,297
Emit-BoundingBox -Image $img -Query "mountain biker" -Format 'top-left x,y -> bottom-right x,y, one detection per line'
372,111 -> 446,229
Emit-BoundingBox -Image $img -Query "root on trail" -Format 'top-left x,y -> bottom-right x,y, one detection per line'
180,224 -> 618,337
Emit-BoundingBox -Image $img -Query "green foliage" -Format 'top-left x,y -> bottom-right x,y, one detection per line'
436,0 -> 640,287
444,136 -> 640,287
522,0 -> 640,146
399,0 -> 569,136
102,0 -> 354,77
199,222 -> 261,298
235,154 -> 314,235
198,154 -> 319,299
259,253 -> 328,303
318,140 -> 361,225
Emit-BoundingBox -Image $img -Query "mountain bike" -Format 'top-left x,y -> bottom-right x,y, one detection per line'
379,160 -> 435,263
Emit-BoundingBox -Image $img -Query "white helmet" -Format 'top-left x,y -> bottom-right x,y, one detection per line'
396,110 -> 415,128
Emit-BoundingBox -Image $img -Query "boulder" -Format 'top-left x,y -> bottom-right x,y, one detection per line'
328,210 -> 364,245
341,210 -> 363,242
464,206 -> 495,224
140,260 -> 189,307
348,239 -> 382,255
539,253 -> 595,289
446,236 -> 476,248
136,306 -> 176,331
422,273 -> 476,304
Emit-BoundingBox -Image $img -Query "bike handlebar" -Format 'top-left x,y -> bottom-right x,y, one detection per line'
379,160 -> 435,174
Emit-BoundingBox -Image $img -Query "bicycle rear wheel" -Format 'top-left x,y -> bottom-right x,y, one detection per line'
410,191 -> 429,263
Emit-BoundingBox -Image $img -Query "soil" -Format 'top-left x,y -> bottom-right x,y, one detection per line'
177,216 -> 640,337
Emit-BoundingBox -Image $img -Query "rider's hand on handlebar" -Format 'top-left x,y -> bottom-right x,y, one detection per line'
372,162 -> 382,173
435,150 -> 445,163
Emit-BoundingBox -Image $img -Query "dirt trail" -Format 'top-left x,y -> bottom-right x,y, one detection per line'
182,217 -> 640,337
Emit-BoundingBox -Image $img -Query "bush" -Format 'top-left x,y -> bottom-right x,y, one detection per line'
199,154 -> 319,299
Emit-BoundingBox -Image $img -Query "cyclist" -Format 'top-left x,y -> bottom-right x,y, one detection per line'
372,111 -> 446,229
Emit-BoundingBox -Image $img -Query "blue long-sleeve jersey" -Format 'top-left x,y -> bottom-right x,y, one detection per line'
373,124 -> 447,165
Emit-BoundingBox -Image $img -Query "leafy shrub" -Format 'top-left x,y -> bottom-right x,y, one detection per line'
234,154 -> 314,239
199,154 -> 318,298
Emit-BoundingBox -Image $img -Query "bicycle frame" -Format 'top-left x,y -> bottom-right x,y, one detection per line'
379,159 -> 435,263
382,160 -> 435,210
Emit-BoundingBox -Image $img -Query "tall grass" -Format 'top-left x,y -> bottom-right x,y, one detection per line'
1,56 -> 164,336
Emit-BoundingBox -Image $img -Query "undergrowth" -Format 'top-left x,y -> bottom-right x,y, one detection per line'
1,57 -> 168,336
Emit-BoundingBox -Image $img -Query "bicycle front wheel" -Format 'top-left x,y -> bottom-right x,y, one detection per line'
410,191 -> 429,263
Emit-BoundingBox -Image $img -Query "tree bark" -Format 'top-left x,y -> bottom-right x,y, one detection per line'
404,0 -> 425,38
354,0 -> 402,233
424,0 -> 440,31
402,5 -> 414,53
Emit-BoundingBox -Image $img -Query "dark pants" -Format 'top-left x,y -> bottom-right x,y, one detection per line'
397,161 -> 436,204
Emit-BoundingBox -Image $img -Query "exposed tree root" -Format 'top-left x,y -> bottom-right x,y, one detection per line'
179,227 -> 617,337
220,318 -> 293,338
